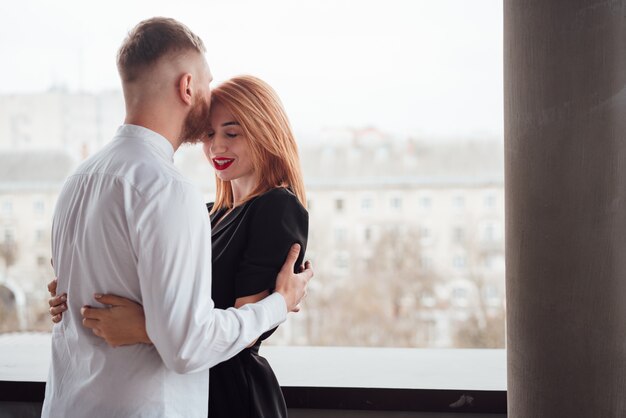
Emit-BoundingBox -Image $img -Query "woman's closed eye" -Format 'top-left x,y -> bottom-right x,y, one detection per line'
225,132 -> 238,138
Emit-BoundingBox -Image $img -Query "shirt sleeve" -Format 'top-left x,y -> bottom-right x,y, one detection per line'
235,189 -> 309,298
128,180 -> 288,374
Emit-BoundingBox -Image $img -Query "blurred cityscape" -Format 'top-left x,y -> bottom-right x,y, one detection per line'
0,90 -> 505,348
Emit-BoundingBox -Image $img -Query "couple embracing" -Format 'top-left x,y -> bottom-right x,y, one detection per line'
43,17 -> 313,418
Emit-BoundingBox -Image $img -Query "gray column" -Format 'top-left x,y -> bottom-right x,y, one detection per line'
505,1 -> 626,417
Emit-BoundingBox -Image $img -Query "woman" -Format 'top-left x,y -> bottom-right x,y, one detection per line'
47,75 -> 308,418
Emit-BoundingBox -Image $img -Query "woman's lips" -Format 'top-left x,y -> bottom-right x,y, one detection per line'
213,158 -> 235,171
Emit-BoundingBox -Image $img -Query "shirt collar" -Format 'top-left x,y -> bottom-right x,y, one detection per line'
115,124 -> 175,162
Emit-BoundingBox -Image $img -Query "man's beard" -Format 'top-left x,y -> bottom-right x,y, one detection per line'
180,95 -> 211,144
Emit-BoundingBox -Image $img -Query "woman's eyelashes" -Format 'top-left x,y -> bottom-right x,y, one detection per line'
207,130 -> 238,139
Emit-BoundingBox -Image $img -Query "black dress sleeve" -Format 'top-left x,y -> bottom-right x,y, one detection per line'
234,189 -> 309,299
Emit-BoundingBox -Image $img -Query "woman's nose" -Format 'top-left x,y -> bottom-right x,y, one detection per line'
211,136 -> 227,153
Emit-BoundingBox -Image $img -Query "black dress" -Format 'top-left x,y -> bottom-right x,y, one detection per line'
207,187 -> 308,418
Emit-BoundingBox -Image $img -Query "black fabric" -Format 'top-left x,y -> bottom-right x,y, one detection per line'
207,187 -> 308,418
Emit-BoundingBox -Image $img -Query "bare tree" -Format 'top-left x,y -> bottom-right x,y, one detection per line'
301,225 -> 441,347
0,285 -> 19,332
0,240 -> 19,281
452,222 -> 505,348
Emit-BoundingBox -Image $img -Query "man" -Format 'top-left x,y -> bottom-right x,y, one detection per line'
42,17 -> 312,417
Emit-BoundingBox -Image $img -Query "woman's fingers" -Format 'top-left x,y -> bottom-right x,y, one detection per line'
82,317 -> 100,329
94,293 -> 138,307
48,294 -> 66,308
81,305 -> 105,320
48,294 -> 67,323
49,303 -> 67,316
47,279 -> 58,297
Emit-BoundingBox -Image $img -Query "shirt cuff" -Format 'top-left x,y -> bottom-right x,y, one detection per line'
256,292 -> 288,328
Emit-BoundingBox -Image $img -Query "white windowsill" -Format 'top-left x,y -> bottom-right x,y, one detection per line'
0,332 -> 506,392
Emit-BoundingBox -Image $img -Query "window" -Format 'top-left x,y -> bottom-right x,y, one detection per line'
453,255 -> 467,269
418,196 -> 432,210
419,255 -> 433,270
419,226 -> 432,245
453,227 -> 465,243
361,197 -> 373,212
2,201 -> 12,216
334,227 -> 348,244
363,227 -> 372,242
452,287 -> 469,306
33,200 -> 45,216
333,251 -> 350,272
0,0 -> 505,354
481,221 -> 500,242
452,195 -> 465,210
3,229 -> 15,243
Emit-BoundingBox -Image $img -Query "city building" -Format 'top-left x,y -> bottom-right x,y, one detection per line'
0,91 -> 505,348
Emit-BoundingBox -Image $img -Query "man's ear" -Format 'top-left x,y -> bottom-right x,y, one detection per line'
178,73 -> 193,106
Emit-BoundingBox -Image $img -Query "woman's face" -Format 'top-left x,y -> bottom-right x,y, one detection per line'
203,102 -> 256,185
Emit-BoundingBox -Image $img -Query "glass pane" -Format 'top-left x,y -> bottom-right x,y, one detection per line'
0,0 -> 503,348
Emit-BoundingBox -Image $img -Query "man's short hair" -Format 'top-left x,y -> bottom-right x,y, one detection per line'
117,17 -> 206,83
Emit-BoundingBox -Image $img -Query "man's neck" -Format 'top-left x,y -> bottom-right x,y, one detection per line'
124,113 -> 182,152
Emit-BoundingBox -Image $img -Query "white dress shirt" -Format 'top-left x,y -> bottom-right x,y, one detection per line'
41,125 -> 287,418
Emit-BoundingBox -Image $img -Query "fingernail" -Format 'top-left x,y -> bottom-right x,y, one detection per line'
61,295 -> 67,301
94,294 -> 102,299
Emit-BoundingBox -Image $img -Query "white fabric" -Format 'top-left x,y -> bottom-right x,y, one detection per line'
41,124 -> 287,418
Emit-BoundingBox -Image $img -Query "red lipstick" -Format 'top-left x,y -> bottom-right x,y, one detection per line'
213,158 -> 234,171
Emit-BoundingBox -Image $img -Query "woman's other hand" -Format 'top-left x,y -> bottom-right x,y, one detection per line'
81,294 -> 152,347
47,278 -> 67,324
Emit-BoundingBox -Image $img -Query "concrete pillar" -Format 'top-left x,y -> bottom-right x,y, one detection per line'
505,1 -> 626,417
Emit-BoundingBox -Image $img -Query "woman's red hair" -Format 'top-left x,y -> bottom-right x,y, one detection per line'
209,75 -> 306,212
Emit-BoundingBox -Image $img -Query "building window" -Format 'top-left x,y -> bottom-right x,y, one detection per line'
361,197 -> 373,211
484,194 -> 496,209
335,198 -> 344,212
36,256 -> 47,266
485,283 -> 499,300
453,255 -> 467,269
334,227 -> 348,243
418,196 -> 432,210
482,222 -> 498,242
452,195 -> 465,210
2,201 -> 13,216
4,229 -> 15,243
452,287 -> 469,305
35,229 -> 45,243
419,255 -> 433,270
34,200 -> 45,215
390,197 -> 402,210
419,226 -> 432,245
453,227 -> 465,243
334,252 -> 350,271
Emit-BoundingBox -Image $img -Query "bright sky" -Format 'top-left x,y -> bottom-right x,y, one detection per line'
0,0 -> 503,139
